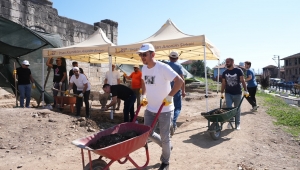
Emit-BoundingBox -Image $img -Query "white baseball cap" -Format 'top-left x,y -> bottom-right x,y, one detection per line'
22,60 -> 30,65
137,43 -> 155,53
133,64 -> 139,68
73,67 -> 79,71
169,51 -> 179,58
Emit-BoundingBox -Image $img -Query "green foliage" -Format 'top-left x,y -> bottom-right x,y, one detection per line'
191,60 -> 205,76
257,93 -> 300,137
185,78 -> 199,84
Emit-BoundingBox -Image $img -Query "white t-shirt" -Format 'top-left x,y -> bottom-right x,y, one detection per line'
142,61 -> 178,112
70,74 -> 91,91
105,70 -> 120,85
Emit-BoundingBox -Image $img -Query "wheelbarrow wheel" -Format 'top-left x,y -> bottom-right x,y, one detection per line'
84,159 -> 109,170
209,122 -> 221,140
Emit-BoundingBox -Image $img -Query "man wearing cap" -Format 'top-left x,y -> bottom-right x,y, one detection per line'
46,57 -> 67,107
69,61 -> 84,94
123,64 -> 142,108
14,60 -> 35,108
102,64 -> 121,110
66,67 -> 91,118
167,51 -> 186,134
138,43 -> 184,170
102,84 -> 136,122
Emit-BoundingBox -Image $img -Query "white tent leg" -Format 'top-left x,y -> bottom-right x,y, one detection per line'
203,45 -> 208,112
217,59 -> 220,93
42,57 -> 45,108
109,54 -> 113,119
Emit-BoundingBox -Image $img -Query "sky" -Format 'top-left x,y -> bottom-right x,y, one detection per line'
51,0 -> 300,74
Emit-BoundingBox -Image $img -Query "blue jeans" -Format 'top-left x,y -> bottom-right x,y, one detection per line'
172,90 -> 182,128
144,109 -> 173,164
18,84 -> 31,107
225,93 -> 242,124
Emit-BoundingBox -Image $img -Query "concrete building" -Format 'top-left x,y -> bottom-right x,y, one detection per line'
281,53 -> 300,82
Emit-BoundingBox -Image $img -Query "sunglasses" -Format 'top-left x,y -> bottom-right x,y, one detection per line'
138,51 -> 152,57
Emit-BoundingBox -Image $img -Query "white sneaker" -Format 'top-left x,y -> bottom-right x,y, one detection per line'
236,124 -> 241,130
253,105 -> 259,110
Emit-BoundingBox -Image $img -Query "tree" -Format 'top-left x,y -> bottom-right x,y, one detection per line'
191,60 -> 211,77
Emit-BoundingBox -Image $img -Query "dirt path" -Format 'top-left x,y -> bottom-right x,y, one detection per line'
0,88 -> 299,170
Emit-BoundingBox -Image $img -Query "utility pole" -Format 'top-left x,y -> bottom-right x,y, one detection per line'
273,55 -> 280,79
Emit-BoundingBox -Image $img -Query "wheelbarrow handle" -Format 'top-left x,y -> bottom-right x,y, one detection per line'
131,105 -> 142,123
131,103 -> 164,129
237,96 -> 245,111
150,103 -> 165,129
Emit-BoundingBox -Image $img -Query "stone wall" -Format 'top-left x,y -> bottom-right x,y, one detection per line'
0,0 -> 119,90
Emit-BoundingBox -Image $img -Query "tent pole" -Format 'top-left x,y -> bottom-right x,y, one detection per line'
42,57 -> 45,107
203,44 -> 208,112
109,54 -> 113,120
217,59 -> 220,93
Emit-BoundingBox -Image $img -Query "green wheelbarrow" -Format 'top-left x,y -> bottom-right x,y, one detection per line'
201,96 -> 245,140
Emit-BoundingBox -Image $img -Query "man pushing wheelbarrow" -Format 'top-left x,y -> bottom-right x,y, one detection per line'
220,58 -> 249,130
138,43 -> 184,170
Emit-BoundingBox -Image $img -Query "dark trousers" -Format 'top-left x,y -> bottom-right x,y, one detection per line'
132,88 -> 140,108
76,90 -> 90,117
123,94 -> 136,122
245,86 -> 257,107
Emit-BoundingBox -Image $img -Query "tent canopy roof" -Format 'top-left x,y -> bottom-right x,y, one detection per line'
0,16 -> 62,58
109,19 -> 220,61
42,29 -> 141,64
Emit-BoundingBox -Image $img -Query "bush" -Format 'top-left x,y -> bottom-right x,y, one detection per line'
185,78 -> 200,84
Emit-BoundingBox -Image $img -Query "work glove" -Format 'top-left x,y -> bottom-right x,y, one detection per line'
244,91 -> 249,97
221,93 -> 224,99
15,79 -> 18,82
78,93 -> 83,98
141,95 -> 148,106
32,83 -> 36,89
13,70 -> 17,75
59,82 -> 62,86
139,89 -> 142,94
64,90 -> 70,95
163,95 -> 173,106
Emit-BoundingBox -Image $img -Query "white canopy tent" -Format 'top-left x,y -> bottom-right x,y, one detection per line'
42,28 -> 141,118
42,28 -> 141,64
109,19 -> 221,112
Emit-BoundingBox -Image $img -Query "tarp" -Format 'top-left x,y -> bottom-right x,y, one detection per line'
42,29 -> 141,65
109,19 -> 220,61
0,16 -> 63,105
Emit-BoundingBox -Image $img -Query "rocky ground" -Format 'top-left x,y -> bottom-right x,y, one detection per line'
0,87 -> 299,170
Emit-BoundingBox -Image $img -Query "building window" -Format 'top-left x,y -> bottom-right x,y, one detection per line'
285,60 -> 288,66
295,58 -> 297,65
296,69 -> 298,75
298,58 -> 300,65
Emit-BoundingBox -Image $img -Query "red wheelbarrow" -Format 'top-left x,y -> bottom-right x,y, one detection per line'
71,103 -> 164,170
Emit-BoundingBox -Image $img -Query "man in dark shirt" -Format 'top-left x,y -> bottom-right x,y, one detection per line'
46,57 -> 67,107
15,60 -> 35,108
102,84 -> 136,122
221,58 -> 248,130
69,61 -> 84,94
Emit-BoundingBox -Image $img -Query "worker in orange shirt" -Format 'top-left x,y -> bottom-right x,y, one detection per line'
124,64 -> 142,108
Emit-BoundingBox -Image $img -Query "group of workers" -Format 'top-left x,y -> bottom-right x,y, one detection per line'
13,42 -> 262,170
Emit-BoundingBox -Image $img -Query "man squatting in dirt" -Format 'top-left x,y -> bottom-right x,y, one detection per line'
65,67 -> 91,118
